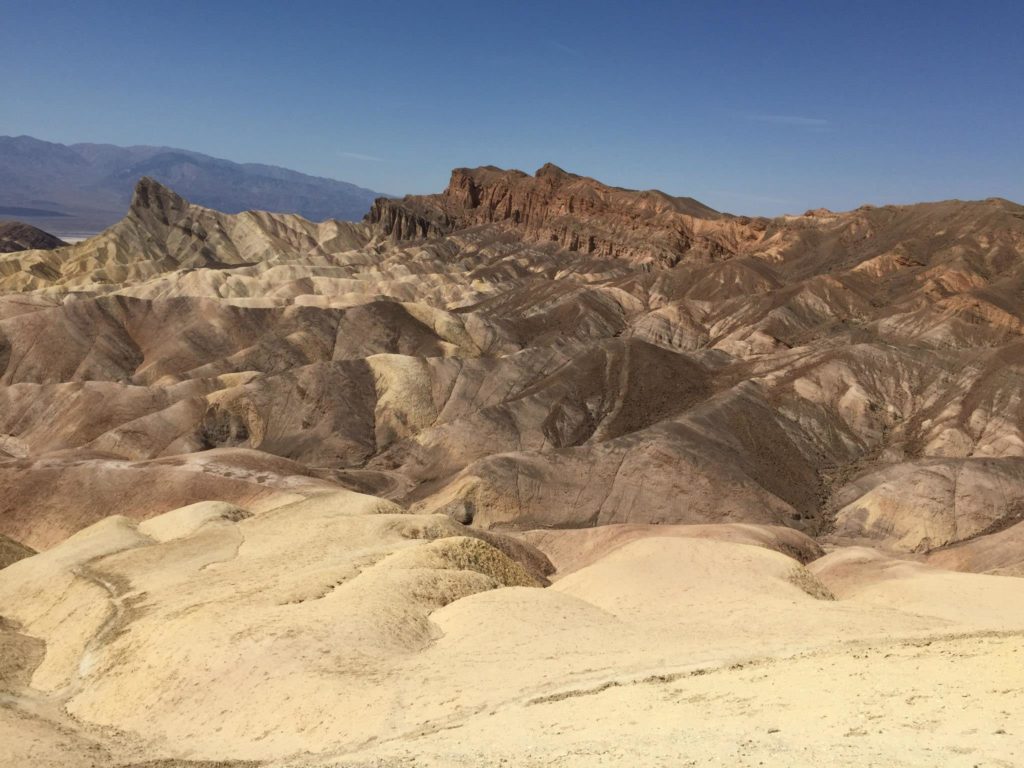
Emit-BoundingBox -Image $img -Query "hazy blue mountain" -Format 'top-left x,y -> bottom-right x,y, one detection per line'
0,135 -> 388,234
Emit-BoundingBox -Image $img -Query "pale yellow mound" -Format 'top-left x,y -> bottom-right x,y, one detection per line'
3,512 -> 1024,767
0,492 -> 547,761
926,520 -> 1024,576
136,500 -> 252,542
809,546 -> 1024,629
521,521 -> 823,577
302,537 -> 1024,767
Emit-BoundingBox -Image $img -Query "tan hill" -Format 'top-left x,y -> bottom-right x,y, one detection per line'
2,166 -> 1024,765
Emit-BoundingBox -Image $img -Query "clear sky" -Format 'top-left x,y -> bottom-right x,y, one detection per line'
2,0 -> 1021,215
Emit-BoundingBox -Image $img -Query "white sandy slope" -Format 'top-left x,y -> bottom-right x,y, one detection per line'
1,500 -> 1022,767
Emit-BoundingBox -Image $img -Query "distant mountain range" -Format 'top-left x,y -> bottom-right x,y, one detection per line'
0,135 -> 388,234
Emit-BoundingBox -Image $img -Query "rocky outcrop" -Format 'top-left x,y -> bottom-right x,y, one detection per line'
368,163 -> 766,267
365,195 -> 454,240
129,175 -> 191,223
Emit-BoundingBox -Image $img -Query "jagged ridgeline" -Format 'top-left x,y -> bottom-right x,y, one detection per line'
0,166 -> 1023,559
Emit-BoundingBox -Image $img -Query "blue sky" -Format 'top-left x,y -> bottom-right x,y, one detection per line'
1,0 -> 1021,215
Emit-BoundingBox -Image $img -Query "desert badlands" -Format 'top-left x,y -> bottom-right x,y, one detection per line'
1,165 -> 1024,766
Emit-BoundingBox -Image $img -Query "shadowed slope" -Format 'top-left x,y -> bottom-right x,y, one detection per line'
0,221 -> 66,253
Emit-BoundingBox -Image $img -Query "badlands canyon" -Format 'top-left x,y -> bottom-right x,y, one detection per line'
2,164 -> 1024,766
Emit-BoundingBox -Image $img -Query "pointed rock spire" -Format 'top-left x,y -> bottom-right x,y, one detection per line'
130,176 -> 189,220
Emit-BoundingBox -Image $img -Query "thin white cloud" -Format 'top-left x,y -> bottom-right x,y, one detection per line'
547,40 -> 581,55
339,151 -> 384,162
744,113 -> 830,127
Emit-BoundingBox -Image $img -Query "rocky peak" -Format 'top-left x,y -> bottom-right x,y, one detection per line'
130,176 -> 190,222
534,162 -> 575,181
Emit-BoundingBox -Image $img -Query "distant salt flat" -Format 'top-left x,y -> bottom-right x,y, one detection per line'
54,234 -> 97,243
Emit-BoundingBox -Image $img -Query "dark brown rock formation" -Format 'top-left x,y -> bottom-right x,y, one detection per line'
368,163 -> 763,266
0,221 -> 66,253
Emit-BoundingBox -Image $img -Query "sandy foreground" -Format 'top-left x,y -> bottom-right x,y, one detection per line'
312,634 -> 1021,768
0,492 -> 1021,767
